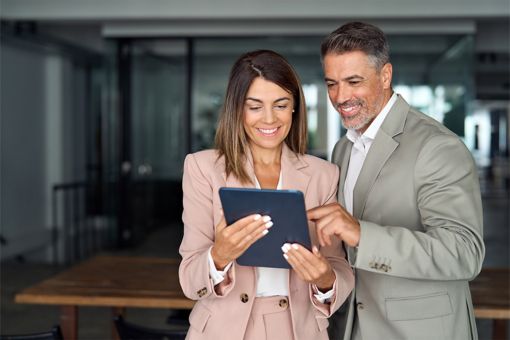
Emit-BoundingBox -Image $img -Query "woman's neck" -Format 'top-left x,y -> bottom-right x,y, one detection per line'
250,144 -> 283,189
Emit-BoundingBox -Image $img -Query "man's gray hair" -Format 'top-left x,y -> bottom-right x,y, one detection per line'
321,22 -> 390,71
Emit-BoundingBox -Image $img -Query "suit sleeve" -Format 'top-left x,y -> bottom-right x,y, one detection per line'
309,164 -> 355,317
352,135 -> 485,281
178,154 -> 235,301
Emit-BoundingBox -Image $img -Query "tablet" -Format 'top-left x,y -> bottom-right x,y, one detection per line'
218,187 -> 311,269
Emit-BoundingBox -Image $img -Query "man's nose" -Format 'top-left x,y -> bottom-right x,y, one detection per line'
331,85 -> 351,106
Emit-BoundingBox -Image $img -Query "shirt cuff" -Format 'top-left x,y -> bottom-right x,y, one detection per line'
312,282 -> 336,304
207,247 -> 233,286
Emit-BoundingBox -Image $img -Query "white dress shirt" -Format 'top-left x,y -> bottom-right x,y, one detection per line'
208,171 -> 334,302
344,93 -> 398,214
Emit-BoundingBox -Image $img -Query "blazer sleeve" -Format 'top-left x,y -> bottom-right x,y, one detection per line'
352,134 -> 485,281
309,164 -> 355,317
179,153 -> 235,301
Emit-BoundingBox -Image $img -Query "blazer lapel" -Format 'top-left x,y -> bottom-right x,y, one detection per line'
353,95 -> 409,218
337,142 -> 352,207
280,144 -> 310,196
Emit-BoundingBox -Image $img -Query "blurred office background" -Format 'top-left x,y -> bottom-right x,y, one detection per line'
1,0 -> 509,338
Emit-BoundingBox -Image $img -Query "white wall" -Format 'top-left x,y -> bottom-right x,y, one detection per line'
0,42 -> 86,261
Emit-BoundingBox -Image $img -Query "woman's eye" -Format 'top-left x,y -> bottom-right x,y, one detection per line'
275,105 -> 288,110
249,106 -> 262,111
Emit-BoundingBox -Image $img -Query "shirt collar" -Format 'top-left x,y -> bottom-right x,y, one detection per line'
346,92 -> 398,143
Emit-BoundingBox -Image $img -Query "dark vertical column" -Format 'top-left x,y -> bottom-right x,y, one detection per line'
117,39 -> 132,247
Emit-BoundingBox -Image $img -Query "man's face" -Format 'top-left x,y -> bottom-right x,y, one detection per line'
323,50 -> 392,133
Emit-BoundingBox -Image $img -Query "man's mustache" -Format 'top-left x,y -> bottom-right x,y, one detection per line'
335,99 -> 364,111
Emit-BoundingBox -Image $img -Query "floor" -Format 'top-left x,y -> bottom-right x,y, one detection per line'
1,168 -> 509,340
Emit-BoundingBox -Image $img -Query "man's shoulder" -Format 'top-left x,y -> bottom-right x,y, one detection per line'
404,108 -> 459,141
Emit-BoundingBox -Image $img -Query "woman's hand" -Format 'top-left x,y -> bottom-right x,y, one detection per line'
282,244 -> 336,291
211,214 -> 272,270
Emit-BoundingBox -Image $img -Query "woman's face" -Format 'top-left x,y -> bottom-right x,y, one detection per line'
243,77 -> 294,154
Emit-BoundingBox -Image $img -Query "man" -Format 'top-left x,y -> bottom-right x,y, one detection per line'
308,22 -> 485,340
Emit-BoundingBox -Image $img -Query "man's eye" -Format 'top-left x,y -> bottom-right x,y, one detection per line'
349,81 -> 361,85
326,82 -> 336,88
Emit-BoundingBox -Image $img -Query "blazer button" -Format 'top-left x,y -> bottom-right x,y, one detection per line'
357,302 -> 364,310
279,298 -> 288,309
240,293 -> 249,303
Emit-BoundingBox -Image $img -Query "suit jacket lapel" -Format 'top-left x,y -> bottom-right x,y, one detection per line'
337,142 -> 352,207
353,95 -> 409,218
280,144 -> 310,196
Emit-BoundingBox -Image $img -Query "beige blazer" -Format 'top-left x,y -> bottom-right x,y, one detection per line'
332,95 -> 485,340
179,144 -> 354,340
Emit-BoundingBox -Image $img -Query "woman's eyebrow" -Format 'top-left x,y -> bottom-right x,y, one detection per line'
245,97 -> 263,103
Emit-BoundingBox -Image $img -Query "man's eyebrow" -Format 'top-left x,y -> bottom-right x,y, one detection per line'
324,77 -> 337,83
344,75 -> 364,81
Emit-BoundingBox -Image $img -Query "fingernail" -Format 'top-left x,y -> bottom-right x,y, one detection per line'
283,254 -> 289,260
312,246 -> 318,253
262,229 -> 269,235
253,214 -> 261,221
283,243 -> 291,252
292,244 -> 299,250
265,221 -> 273,228
262,215 -> 271,222
281,245 -> 288,253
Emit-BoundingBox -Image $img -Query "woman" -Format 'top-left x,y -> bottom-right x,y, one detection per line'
179,50 -> 354,340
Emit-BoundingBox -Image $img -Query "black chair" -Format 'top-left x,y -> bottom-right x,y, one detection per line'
114,315 -> 188,340
0,326 -> 63,340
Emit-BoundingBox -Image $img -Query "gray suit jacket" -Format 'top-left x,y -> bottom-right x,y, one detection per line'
332,95 -> 485,340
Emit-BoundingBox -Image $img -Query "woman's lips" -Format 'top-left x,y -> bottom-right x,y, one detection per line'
257,127 -> 279,136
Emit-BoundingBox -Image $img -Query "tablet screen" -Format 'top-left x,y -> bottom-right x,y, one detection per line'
219,187 -> 311,269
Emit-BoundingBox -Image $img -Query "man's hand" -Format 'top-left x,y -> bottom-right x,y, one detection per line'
307,203 -> 361,247
211,214 -> 272,270
282,243 -> 336,291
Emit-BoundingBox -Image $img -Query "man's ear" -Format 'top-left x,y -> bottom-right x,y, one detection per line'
381,63 -> 393,90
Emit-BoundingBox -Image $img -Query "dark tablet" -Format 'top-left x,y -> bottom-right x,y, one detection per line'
219,187 -> 311,269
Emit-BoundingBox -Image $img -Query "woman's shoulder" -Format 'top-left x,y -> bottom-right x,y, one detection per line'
185,149 -> 224,171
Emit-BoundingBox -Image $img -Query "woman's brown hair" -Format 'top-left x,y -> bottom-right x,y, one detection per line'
215,50 -> 308,184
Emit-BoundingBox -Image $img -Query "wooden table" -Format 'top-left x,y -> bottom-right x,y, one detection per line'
470,268 -> 510,340
15,255 -> 194,340
15,257 -> 509,340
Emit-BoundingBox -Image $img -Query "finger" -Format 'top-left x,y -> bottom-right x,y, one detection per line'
228,214 -> 264,233
232,215 -> 271,241
234,216 -> 272,250
283,246 -> 310,281
286,244 -> 317,279
307,203 -> 341,221
320,223 -> 343,246
236,222 -> 271,250
215,216 -> 227,232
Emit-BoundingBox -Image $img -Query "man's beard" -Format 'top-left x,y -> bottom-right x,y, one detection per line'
337,99 -> 378,131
